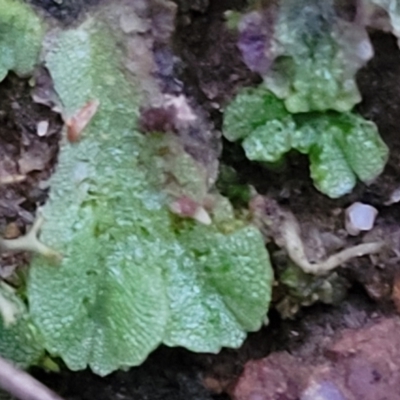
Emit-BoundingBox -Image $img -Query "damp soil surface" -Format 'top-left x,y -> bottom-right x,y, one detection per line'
2,1 -> 400,399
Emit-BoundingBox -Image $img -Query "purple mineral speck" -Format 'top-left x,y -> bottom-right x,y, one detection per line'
237,11 -> 274,74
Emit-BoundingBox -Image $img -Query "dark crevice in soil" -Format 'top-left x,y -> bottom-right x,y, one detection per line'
356,32 -> 400,205
173,0 -> 259,116
32,347 -> 231,400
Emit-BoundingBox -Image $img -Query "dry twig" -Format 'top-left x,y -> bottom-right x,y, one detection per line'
0,356 -> 65,400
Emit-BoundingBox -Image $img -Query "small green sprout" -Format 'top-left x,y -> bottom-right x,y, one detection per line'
223,86 -> 389,198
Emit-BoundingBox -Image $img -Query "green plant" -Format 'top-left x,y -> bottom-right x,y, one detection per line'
237,0 -> 373,113
0,0 -> 44,81
223,86 -> 388,198
0,4 -> 274,375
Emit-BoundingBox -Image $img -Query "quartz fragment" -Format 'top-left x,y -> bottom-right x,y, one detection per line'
345,202 -> 378,236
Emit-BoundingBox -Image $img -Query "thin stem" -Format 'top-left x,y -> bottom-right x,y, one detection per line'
0,356 -> 65,400
0,214 -> 61,261
280,209 -> 384,275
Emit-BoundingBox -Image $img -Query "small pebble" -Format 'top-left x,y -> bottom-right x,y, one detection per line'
345,202 -> 378,236
36,120 -> 49,137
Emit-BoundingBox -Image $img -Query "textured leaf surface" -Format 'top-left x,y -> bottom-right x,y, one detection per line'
164,225 -> 272,351
0,285 -> 44,368
27,18 -> 273,375
0,0 -> 44,81
222,86 -> 388,198
28,20 -> 168,375
223,87 -> 287,141
334,114 -> 389,183
309,130 -> 356,199
242,118 -> 295,162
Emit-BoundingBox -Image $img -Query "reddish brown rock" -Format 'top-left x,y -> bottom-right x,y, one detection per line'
233,317 -> 400,400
